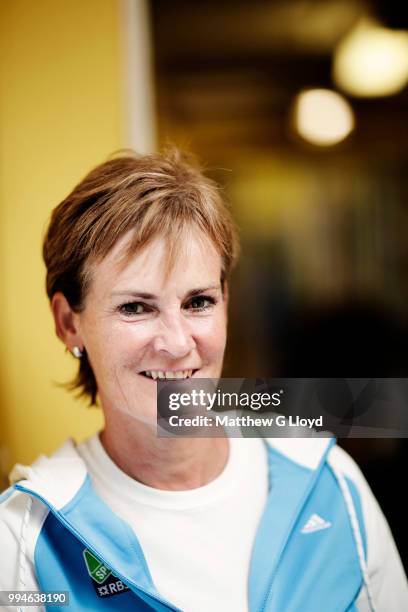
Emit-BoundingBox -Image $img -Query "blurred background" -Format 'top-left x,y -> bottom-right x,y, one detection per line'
1,0 -> 407,568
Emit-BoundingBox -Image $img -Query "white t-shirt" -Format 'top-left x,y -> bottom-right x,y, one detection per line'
77,435 -> 268,612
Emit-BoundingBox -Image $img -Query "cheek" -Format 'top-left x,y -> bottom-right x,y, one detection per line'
82,319 -> 151,376
195,314 -> 227,358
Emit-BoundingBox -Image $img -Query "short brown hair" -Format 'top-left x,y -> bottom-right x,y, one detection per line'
43,149 -> 239,405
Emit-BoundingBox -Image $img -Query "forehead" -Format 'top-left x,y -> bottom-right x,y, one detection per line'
88,229 -> 222,297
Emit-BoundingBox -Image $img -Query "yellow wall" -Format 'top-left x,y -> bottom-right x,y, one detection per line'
0,0 -> 123,478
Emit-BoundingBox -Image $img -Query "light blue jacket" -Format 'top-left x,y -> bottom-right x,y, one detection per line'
1,437 -> 407,611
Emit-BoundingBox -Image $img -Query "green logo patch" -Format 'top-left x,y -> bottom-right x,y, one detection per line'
83,549 -> 112,584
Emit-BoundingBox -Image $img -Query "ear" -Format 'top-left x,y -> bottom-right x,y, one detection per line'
51,292 -> 83,352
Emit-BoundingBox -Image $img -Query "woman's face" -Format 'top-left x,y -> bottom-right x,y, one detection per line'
75,229 -> 228,423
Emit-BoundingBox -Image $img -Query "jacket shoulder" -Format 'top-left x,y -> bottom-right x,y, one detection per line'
328,444 -> 370,487
0,486 -> 48,591
0,443 -> 78,593
328,444 -> 408,611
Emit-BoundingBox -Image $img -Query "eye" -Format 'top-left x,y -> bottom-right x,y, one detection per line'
186,295 -> 216,312
118,302 -> 151,316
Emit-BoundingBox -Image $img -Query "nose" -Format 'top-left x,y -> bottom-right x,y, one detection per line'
153,314 -> 196,359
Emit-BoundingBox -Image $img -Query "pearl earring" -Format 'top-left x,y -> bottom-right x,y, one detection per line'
71,346 -> 83,358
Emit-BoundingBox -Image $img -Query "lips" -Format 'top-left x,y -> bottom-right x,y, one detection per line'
139,369 -> 199,381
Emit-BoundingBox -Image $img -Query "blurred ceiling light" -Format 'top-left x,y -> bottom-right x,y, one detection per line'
333,18 -> 408,97
293,88 -> 354,146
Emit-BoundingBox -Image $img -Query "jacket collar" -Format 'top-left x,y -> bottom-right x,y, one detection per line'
9,439 -> 87,510
9,436 -> 334,508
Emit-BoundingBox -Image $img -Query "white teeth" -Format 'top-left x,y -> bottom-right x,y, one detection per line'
143,369 -> 194,380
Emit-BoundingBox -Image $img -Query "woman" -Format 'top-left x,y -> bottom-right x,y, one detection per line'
0,150 -> 407,611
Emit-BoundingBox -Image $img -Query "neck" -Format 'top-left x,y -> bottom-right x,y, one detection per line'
99,412 -> 229,491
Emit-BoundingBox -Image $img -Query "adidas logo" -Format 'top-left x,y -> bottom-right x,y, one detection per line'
301,513 -> 332,534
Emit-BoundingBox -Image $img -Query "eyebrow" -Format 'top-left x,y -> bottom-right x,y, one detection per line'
111,285 -> 222,300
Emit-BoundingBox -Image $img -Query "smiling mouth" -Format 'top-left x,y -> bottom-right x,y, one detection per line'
139,369 -> 198,381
